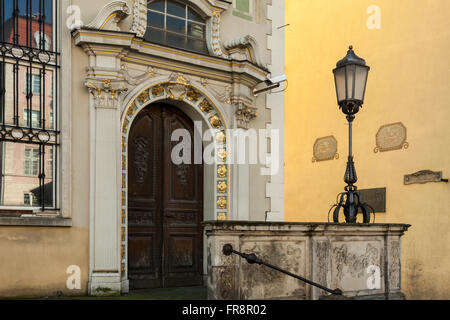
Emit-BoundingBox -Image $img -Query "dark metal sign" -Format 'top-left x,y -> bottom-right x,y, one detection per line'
357,188 -> 386,213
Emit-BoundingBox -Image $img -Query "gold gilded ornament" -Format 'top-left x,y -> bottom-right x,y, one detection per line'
217,196 -> 227,209
187,89 -> 200,102
127,107 -> 135,116
200,100 -> 213,113
152,85 -> 165,97
137,90 -> 150,103
217,165 -> 227,178
216,131 -> 226,144
217,149 -> 227,162
176,75 -> 188,85
217,212 -> 227,221
210,116 -> 222,129
217,181 -> 227,193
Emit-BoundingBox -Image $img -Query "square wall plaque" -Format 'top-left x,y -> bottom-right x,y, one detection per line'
357,188 -> 386,213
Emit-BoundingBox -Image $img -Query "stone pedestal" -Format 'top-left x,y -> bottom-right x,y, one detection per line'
204,222 -> 410,300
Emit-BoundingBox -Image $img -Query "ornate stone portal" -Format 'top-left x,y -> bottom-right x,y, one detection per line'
75,0 -> 271,296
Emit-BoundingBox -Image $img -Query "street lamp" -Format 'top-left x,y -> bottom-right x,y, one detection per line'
330,46 -> 374,223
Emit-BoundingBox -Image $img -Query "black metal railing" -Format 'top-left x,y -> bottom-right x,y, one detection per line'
0,0 -> 59,211
223,244 -> 343,297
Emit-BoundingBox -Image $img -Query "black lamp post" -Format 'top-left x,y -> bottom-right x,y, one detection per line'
331,46 -> 374,224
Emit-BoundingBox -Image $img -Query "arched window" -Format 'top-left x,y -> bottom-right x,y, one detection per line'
145,0 -> 208,54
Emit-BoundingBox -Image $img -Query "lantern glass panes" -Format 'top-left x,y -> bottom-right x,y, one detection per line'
333,46 -> 370,105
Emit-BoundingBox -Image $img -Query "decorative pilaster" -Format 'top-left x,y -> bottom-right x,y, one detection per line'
86,77 -> 128,296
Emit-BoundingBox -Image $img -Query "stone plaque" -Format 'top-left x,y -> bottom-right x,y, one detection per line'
404,170 -> 443,185
312,136 -> 339,162
374,122 -> 408,153
357,188 -> 386,213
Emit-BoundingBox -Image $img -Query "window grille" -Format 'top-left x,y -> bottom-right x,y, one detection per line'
0,0 -> 59,211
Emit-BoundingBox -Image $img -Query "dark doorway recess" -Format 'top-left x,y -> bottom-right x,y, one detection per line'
127,103 -> 203,289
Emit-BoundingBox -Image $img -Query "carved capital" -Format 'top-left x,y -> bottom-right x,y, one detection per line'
235,103 -> 258,129
86,79 -> 128,109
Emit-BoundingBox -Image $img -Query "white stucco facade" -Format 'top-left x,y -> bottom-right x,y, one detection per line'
60,0 -> 287,294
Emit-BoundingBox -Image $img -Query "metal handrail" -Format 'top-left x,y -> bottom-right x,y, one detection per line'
222,244 -> 343,296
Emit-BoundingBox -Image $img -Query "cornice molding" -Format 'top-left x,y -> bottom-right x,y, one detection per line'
72,29 -> 269,86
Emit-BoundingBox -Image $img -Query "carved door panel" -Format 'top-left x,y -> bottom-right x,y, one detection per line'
162,107 -> 203,287
128,106 -> 163,289
128,104 -> 203,289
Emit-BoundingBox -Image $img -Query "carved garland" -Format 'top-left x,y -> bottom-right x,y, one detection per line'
210,11 -> 230,58
130,0 -> 147,37
120,79 -> 230,274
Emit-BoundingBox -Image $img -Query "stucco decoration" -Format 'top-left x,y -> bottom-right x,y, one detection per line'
374,122 -> 409,153
312,136 -> 339,162
224,35 -> 265,68
121,64 -> 158,85
200,78 -> 232,105
235,102 -> 258,129
130,0 -> 147,37
85,79 -> 128,109
85,1 -> 131,32
208,10 -> 230,58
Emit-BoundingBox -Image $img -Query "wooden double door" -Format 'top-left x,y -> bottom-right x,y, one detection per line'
127,104 -> 203,289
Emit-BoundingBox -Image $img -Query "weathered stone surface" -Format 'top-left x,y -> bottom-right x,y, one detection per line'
204,222 -> 410,300
239,240 -> 306,299
330,240 -> 382,294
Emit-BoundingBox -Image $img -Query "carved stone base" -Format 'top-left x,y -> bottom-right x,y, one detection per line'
205,222 -> 410,300
88,274 -> 122,296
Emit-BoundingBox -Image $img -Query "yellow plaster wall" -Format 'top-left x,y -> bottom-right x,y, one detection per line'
0,227 -> 89,298
285,0 -> 450,299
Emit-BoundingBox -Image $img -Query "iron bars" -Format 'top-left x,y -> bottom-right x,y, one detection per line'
0,0 -> 59,211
